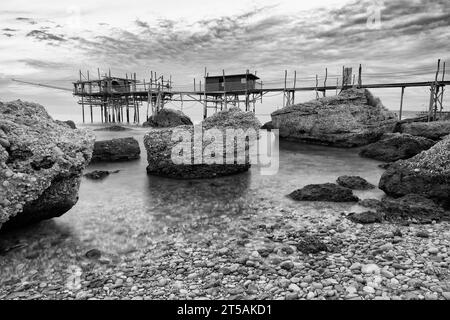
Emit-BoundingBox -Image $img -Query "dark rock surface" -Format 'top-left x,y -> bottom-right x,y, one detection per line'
270,88 -> 397,147
91,137 -> 140,162
347,211 -> 384,224
94,125 -> 131,132
359,133 -> 435,162
0,100 -> 94,230
296,235 -> 328,254
336,175 -> 375,190
261,121 -> 274,131
379,135 -> 450,207
288,183 -> 359,202
84,170 -> 120,180
143,108 -> 193,128
380,194 -> 448,223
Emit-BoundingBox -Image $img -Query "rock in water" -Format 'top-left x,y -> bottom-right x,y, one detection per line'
142,108 -> 193,128
94,125 -> 131,132
261,121 -> 274,131
336,175 -> 375,190
0,100 -> 94,230
400,121 -> 450,141
84,170 -> 120,180
379,194 -> 447,223
379,134 -> 450,207
359,133 -> 435,162
271,88 -> 397,147
296,235 -> 328,254
289,183 -> 359,202
144,108 -> 261,179
91,137 -> 140,162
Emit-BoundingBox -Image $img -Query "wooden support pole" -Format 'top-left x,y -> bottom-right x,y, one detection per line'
358,64 -> 362,86
283,70 -> 287,107
245,69 -> 249,111
323,68 -> 328,97
439,62 -> 446,117
203,67 -> 207,119
194,78 -> 196,92
88,70 -> 93,123
399,86 -> 405,120
293,70 -> 297,104
223,69 -> 227,110
315,74 -> 319,99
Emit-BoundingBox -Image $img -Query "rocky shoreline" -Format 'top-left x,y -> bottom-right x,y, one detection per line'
1,95 -> 449,301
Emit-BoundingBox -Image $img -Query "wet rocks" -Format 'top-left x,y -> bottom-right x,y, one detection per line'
380,194 -> 447,223
359,133 -> 435,162
296,235 -> 328,254
400,121 -> 450,141
142,108 -> 193,128
0,100 -> 94,230
261,121 -> 274,131
336,175 -> 375,190
84,170 -> 120,180
289,183 -> 359,202
271,88 -> 397,147
144,108 -> 260,179
379,135 -> 450,207
347,211 -> 384,224
91,137 -> 140,162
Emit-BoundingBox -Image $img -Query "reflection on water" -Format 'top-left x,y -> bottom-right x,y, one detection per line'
1,126 -> 386,258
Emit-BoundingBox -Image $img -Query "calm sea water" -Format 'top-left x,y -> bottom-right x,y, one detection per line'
33,126 -> 386,256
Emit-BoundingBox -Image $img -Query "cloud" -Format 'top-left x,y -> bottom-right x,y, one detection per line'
26,30 -> 66,42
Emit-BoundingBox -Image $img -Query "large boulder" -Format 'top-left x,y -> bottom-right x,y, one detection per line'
91,137 -> 140,162
0,100 -> 94,230
271,88 -> 397,147
144,108 -> 261,179
379,135 -> 450,207
288,183 -> 359,202
143,108 -> 193,128
399,121 -> 450,141
359,133 -> 435,162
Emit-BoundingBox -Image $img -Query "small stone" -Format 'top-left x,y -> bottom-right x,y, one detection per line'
306,292 -> 316,299
285,292 -> 298,300
380,269 -> 395,279
442,292 -> 450,300
428,247 -> 439,254
280,261 -> 294,270
363,286 -> 375,294
288,283 -> 301,292
361,264 -> 380,274
311,282 -> 323,290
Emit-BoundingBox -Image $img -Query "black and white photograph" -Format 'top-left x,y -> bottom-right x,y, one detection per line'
0,0 -> 449,310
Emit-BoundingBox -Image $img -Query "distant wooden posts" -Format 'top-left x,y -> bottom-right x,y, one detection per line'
323,68 -> 328,97
203,67 -> 207,119
358,64 -> 362,87
399,87 -> 405,120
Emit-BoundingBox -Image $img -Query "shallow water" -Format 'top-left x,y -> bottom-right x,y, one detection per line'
13,126 -> 384,256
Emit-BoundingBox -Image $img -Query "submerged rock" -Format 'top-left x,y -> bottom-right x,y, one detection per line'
400,121 -> 450,141
0,100 -> 94,230
84,170 -> 120,180
359,133 -> 435,162
379,135 -> 450,207
143,108 -> 193,128
347,211 -> 384,224
379,194 -> 448,223
144,108 -> 260,179
336,175 -> 375,190
94,125 -> 131,132
91,137 -> 140,162
288,183 -> 359,202
271,88 -> 397,147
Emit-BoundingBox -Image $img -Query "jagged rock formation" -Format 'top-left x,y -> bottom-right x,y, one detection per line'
288,183 -> 359,202
336,175 -> 375,190
271,88 -> 397,147
0,100 -> 94,230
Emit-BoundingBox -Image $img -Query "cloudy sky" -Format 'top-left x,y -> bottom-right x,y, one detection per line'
1,0 -> 449,122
